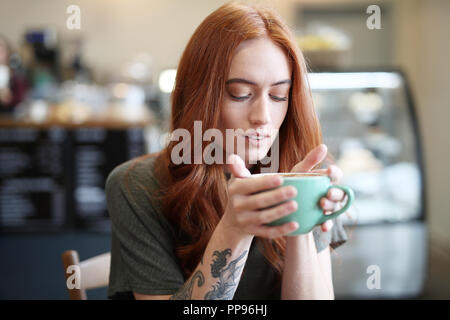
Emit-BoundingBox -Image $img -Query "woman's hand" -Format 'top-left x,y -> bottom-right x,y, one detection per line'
290,144 -> 346,233
221,154 -> 299,239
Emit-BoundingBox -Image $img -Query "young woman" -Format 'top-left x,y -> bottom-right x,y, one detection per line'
105,2 -> 349,300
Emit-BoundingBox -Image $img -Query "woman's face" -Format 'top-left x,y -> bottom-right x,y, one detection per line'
219,36 -> 292,168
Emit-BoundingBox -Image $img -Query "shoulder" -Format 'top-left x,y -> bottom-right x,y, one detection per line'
106,154 -> 159,194
105,153 -> 176,234
105,154 -> 163,214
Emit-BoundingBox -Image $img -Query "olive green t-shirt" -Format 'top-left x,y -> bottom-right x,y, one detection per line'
105,155 -> 348,300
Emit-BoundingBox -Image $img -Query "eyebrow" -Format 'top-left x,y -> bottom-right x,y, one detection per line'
225,78 -> 292,86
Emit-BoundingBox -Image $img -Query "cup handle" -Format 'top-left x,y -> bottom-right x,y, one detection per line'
318,185 -> 354,224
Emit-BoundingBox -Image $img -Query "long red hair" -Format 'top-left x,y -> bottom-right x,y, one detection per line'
152,1 -> 323,283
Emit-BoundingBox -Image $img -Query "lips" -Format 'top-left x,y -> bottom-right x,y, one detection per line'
242,131 -> 271,147
246,135 -> 266,140
243,130 -> 271,139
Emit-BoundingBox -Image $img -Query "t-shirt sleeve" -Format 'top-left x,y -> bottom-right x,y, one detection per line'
313,215 -> 348,253
105,160 -> 185,295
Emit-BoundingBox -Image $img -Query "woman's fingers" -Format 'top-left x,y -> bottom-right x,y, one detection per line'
312,164 -> 343,183
227,154 -> 251,181
233,185 -> 297,212
320,188 -> 342,232
327,187 -> 346,201
327,165 -> 343,183
226,151 -> 344,238
229,174 -> 282,196
236,200 -> 297,226
320,220 -> 333,232
233,200 -> 299,238
320,187 -> 345,213
290,144 -> 328,173
320,191 -> 345,211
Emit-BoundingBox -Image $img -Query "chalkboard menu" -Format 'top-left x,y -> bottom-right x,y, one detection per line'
71,127 -> 145,231
0,126 -> 146,233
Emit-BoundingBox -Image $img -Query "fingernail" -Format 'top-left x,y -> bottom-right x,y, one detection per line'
242,170 -> 251,178
288,186 -> 297,197
227,154 -> 236,165
289,201 -> 298,211
330,188 -> 337,197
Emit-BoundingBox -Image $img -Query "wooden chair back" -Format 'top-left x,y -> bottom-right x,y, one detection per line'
62,250 -> 111,300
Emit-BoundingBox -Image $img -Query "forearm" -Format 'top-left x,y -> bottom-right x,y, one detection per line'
170,219 -> 253,300
281,233 -> 334,300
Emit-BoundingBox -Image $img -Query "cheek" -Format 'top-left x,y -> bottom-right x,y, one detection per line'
220,104 -> 247,129
271,103 -> 289,127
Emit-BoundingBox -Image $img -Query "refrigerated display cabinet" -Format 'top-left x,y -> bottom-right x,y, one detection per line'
309,70 -> 427,298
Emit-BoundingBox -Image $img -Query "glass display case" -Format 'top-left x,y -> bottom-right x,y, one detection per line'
309,70 -> 427,298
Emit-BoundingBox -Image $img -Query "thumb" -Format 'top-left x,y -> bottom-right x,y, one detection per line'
227,154 -> 251,182
290,144 -> 328,172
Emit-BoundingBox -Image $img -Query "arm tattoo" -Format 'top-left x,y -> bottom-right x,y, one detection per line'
169,248 -> 248,300
170,270 -> 205,300
204,249 -> 248,300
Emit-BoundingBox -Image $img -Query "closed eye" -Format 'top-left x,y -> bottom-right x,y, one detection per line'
229,93 -> 251,101
229,93 -> 288,102
270,94 -> 288,102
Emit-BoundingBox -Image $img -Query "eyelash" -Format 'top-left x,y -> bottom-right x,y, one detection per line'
230,94 -> 288,102
270,94 -> 288,102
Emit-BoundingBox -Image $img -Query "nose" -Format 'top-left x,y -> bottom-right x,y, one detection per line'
248,95 -> 271,126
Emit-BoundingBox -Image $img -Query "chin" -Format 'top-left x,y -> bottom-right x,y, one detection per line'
245,147 -> 270,166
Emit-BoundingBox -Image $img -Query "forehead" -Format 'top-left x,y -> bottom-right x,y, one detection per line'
228,36 -> 292,83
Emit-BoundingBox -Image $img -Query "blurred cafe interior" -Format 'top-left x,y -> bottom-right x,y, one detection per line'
0,0 -> 449,299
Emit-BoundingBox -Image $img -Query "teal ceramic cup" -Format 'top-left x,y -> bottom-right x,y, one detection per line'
253,172 -> 354,236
